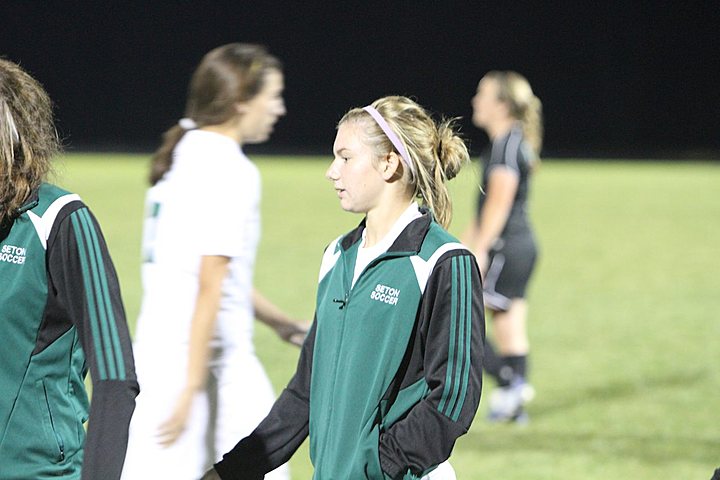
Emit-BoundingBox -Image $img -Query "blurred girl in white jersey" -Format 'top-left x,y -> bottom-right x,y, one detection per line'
122,43 -> 305,479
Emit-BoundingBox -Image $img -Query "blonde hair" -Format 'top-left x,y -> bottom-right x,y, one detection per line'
0,59 -> 58,223
339,96 -> 469,229
485,70 -> 543,157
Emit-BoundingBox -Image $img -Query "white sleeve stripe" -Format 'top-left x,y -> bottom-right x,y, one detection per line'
318,235 -> 343,283
27,194 -> 82,250
410,242 -> 467,293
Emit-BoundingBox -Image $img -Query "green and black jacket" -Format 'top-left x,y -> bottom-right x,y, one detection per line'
216,210 -> 484,480
0,183 -> 138,480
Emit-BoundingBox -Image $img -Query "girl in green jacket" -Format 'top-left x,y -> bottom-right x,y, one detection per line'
0,59 -> 138,480
204,96 -> 485,480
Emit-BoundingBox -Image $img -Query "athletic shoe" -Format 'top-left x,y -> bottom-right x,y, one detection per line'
487,377 -> 534,423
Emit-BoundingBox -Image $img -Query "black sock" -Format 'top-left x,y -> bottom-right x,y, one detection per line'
497,355 -> 528,387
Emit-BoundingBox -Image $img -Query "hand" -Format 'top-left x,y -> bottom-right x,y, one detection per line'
199,468 -> 222,480
475,250 -> 489,279
275,321 -> 310,347
157,387 -> 195,446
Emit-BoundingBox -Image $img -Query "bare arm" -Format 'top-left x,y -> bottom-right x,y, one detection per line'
253,289 -> 308,346
158,255 -> 229,446
468,168 -> 519,272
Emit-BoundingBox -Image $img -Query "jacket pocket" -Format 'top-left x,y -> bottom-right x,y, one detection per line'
363,423 -> 385,479
35,379 -> 65,462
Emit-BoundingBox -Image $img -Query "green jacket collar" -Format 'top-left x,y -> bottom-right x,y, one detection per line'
16,187 -> 40,215
339,207 -> 434,255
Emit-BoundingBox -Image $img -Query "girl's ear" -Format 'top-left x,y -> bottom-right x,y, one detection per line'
379,152 -> 402,181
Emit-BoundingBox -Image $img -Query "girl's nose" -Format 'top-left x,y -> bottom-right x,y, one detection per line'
326,158 -> 341,181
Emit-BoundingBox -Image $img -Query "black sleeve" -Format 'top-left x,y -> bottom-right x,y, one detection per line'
47,205 -> 139,480
214,319 -> 317,480
379,252 -> 485,479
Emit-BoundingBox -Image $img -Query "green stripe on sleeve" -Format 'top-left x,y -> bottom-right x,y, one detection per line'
450,255 -> 473,421
438,257 -> 459,415
446,256 -> 467,418
70,213 -> 108,380
79,208 -> 126,380
77,210 -> 118,380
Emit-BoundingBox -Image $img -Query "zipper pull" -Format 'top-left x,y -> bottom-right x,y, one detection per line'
333,295 -> 347,310
56,433 -> 65,461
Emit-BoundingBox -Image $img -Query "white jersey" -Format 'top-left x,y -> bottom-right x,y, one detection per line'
124,131 -> 288,479
135,129 -> 260,350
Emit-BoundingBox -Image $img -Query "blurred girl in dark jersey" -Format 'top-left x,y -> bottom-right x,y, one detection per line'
463,71 -> 542,422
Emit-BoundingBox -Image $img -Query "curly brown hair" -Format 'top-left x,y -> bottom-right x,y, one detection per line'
0,59 -> 59,223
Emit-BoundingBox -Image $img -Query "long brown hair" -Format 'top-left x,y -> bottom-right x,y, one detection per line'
149,43 -> 282,185
0,59 -> 59,223
339,96 -> 470,229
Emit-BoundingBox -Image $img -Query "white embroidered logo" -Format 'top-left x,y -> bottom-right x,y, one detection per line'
0,244 -> 27,265
370,283 -> 400,306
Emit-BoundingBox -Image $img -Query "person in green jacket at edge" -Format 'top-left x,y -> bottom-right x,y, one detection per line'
0,59 -> 138,479
202,95 -> 485,480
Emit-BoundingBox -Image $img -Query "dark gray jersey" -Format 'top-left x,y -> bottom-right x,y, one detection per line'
476,124 -> 536,238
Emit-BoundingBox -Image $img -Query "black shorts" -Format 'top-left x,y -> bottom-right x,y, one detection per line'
483,233 -> 538,311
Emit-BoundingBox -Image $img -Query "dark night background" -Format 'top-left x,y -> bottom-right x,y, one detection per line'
3,1 -> 719,159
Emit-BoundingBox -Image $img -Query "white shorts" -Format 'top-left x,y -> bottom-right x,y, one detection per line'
121,343 -> 288,480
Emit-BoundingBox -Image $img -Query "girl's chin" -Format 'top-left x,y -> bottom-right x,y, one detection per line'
338,200 -> 360,214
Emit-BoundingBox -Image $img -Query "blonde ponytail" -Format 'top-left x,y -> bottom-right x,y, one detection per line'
521,95 -> 543,158
425,118 -> 469,228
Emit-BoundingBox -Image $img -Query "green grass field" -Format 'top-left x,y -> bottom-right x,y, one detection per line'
55,153 -> 720,479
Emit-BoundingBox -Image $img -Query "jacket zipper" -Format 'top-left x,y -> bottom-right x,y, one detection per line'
320,289 -> 350,474
319,251 -> 407,473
